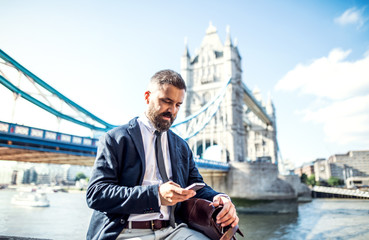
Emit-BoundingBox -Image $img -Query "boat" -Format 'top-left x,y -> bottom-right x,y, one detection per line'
11,188 -> 50,207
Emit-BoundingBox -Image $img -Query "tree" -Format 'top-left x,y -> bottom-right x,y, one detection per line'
300,173 -> 308,184
75,172 -> 87,181
306,174 -> 316,186
327,176 -> 342,186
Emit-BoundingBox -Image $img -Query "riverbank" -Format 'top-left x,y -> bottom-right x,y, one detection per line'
0,236 -> 50,240
3,184 -> 86,194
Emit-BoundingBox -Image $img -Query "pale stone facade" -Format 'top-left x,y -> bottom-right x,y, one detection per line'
179,25 -> 304,204
328,150 -> 369,187
180,23 -> 278,164
310,151 -> 369,187
313,158 -> 330,181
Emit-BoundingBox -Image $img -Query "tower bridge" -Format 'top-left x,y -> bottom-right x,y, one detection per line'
177,23 -> 278,165
0,24 -> 305,204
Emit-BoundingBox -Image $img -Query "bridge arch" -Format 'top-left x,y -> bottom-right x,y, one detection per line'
191,140 -> 230,163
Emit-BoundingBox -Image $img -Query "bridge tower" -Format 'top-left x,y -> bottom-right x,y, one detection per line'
181,23 -> 278,164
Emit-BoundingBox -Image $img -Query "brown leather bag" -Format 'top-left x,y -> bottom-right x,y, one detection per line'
179,198 -> 244,240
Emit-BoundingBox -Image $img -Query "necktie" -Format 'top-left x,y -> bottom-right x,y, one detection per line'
155,130 -> 176,227
155,131 -> 169,182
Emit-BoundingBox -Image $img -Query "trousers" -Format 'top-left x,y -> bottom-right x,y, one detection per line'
116,223 -> 210,240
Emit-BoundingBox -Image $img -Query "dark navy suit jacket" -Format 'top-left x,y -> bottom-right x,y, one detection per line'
86,118 -> 219,240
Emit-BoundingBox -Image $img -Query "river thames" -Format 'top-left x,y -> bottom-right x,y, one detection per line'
0,189 -> 369,240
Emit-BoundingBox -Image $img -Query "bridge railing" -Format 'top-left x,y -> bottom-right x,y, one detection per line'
0,120 -> 231,170
0,121 -> 98,147
194,157 -> 230,171
313,186 -> 369,199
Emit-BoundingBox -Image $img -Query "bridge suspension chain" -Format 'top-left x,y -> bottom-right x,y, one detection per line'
171,78 -> 231,141
0,49 -> 115,132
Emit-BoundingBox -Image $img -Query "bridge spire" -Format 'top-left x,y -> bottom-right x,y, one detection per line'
224,25 -> 233,46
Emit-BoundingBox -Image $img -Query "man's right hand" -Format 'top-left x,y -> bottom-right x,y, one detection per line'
159,181 -> 196,206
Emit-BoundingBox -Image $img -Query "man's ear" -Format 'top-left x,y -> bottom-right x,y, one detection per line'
144,91 -> 150,104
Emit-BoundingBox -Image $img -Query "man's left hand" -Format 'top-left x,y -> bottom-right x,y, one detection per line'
212,196 -> 239,228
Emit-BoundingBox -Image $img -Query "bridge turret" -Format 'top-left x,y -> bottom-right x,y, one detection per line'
223,26 -> 242,82
181,37 -> 192,87
224,25 -> 233,47
252,86 -> 263,103
266,93 -> 276,120
181,37 -> 193,117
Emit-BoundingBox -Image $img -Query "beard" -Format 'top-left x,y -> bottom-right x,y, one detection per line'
147,107 -> 175,132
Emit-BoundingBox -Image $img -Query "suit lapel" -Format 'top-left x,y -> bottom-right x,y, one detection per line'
127,118 -> 180,184
127,118 -> 146,183
167,130 -> 179,183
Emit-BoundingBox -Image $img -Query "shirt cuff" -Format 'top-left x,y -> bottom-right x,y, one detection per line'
157,185 -> 162,206
213,194 -> 231,201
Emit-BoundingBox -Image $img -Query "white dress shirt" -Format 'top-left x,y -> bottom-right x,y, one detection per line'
128,114 -> 172,222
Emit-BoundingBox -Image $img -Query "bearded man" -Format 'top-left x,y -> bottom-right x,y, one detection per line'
86,69 -> 239,240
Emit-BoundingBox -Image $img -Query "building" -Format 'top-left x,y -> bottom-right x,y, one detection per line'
296,151 -> 369,187
0,160 -> 16,185
180,23 -> 278,164
294,161 -> 315,177
328,150 -> 369,187
314,158 -> 330,181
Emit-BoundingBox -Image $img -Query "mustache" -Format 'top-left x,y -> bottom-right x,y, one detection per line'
161,112 -> 173,119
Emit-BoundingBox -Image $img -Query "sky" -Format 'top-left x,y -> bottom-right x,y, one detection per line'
0,0 -> 368,168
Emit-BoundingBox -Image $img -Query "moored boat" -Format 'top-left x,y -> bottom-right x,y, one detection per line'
11,188 -> 50,207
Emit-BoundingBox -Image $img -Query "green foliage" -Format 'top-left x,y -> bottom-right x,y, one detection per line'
327,176 -> 342,186
306,174 -> 316,186
75,172 -> 87,181
316,180 -> 328,186
300,173 -> 308,184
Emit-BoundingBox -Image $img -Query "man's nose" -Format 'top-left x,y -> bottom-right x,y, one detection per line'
168,104 -> 176,114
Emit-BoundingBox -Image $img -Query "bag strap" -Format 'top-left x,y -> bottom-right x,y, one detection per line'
220,225 -> 244,240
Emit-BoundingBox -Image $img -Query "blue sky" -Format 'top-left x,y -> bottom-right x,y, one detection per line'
0,0 -> 368,168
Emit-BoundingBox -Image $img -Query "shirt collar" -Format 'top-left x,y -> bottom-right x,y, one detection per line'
138,113 -> 161,135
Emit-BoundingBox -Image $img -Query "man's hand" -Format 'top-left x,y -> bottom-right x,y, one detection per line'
212,195 -> 239,228
159,181 -> 196,206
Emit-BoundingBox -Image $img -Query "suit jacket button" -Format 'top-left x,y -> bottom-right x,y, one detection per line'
120,219 -> 126,225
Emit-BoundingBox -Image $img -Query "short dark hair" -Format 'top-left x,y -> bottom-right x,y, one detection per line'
150,69 -> 186,91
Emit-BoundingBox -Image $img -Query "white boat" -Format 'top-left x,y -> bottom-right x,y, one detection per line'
11,188 -> 50,207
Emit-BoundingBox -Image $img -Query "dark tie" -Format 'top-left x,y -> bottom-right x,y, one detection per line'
154,130 -> 176,227
155,131 -> 169,182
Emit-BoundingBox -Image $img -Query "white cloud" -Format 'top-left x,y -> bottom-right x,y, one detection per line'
301,95 -> 369,144
275,48 -> 369,100
334,7 -> 367,29
276,49 -> 369,146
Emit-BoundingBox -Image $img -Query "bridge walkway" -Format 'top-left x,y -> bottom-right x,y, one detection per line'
312,186 -> 369,199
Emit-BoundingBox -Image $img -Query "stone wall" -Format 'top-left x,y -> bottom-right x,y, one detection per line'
199,162 -> 300,213
279,174 -> 312,202
199,169 -> 228,193
226,162 -> 296,200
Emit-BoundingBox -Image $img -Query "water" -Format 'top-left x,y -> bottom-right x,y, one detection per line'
0,190 -> 91,239
1,189 -> 369,240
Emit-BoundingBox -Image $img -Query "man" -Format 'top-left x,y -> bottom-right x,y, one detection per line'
86,70 -> 239,240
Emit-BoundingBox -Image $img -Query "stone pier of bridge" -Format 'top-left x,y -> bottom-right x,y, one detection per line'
199,161 -> 311,213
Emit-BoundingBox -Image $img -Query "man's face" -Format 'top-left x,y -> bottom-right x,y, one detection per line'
145,83 -> 185,132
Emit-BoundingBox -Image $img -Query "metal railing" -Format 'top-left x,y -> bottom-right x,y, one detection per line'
194,156 -> 230,171
313,186 -> 369,199
0,120 -> 229,170
0,120 -> 98,147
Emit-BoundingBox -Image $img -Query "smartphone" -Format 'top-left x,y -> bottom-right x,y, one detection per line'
185,182 -> 205,191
